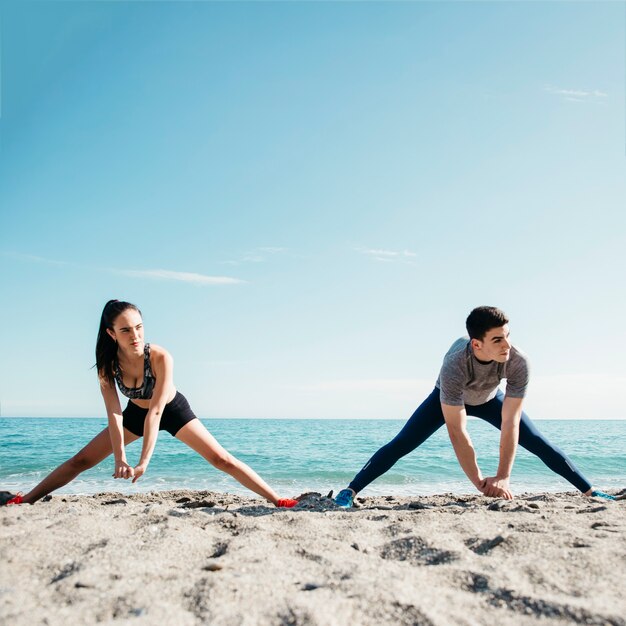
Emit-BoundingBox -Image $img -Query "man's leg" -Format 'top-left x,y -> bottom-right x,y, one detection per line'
347,388 -> 446,494
470,392 -> 592,493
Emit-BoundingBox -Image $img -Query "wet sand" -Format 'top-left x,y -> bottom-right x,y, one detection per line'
1,490 -> 624,625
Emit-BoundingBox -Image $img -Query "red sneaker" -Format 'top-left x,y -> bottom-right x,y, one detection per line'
276,498 -> 298,508
1,492 -> 23,506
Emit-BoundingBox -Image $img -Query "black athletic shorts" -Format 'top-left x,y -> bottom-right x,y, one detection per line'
122,392 -> 197,437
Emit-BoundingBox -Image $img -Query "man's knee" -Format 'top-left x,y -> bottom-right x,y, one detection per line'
520,431 -> 558,457
381,438 -> 415,461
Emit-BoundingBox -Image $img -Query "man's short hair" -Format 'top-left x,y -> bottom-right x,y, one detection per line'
466,306 -> 509,340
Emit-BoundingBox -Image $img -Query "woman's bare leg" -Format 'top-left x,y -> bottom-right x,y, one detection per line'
22,427 -> 139,504
175,419 -> 280,505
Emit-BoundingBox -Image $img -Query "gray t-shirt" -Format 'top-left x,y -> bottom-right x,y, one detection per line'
435,337 -> 529,406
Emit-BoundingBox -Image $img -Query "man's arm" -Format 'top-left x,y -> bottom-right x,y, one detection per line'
442,403 -> 513,499
482,396 -> 523,498
441,404 -> 484,490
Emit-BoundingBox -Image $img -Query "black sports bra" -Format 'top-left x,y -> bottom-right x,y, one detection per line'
114,343 -> 156,400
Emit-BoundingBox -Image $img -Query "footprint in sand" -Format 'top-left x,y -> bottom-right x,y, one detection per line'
460,570 -> 625,626
465,535 -> 508,555
49,561 -> 81,584
210,541 -> 228,558
379,536 -> 459,566
183,577 -> 214,621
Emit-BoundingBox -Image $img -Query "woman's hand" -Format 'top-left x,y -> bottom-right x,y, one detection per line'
132,463 -> 148,483
113,460 -> 134,480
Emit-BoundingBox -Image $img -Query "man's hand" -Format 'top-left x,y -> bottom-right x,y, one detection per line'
132,463 -> 148,483
480,476 -> 513,500
112,460 -> 134,480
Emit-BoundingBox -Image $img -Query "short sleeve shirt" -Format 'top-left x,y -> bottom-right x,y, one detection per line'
435,337 -> 529,406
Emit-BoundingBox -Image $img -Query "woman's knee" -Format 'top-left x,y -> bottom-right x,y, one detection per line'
67,452 -> 99,473
210,452 -> 237,472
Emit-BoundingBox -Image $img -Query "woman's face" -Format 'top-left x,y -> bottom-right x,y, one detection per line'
107,308 -> 145,356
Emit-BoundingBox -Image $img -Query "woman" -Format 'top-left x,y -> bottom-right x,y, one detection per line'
2,300 -> 298,507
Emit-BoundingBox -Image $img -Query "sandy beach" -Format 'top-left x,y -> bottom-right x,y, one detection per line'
1,490 -> 624,626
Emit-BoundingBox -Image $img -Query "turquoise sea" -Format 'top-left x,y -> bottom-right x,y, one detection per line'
1,418 -> 624,498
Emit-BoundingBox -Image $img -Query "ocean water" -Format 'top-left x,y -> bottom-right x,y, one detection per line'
1,418 -> 624,498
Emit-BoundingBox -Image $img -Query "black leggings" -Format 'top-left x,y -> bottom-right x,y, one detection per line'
349,387 -> 592,494
122,392 -> 198,437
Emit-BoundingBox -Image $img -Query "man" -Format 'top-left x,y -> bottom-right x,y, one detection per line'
334,306 -> 615,507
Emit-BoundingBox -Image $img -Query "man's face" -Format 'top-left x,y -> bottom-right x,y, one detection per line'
471,324 -> 511,363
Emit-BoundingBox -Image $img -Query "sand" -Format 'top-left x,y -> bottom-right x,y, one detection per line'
1,490 -> 624,626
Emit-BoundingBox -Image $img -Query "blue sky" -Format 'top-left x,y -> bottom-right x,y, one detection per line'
1,1 -> 624,419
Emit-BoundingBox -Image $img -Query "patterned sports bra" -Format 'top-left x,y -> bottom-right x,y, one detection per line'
114,343 -> 156,400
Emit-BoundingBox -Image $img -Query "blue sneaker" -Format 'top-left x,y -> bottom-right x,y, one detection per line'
335,489 -> 355,508
591,490 -> 616,501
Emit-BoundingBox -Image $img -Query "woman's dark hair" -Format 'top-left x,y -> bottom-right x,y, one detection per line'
95,300 -> 142,385
466,306 -> 509,341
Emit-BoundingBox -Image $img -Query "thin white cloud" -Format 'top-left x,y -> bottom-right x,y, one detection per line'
551,88 -> 590,97
118,269 -> 245,285
369,249 -> 400,257
257,247 -> 287,254
221,246 -> 288,266
2,251 -> 69,266
357,247 -> 418,264
3,251 -> 244,285
544,85 -> 608,103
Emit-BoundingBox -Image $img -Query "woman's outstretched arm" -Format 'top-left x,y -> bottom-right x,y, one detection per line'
100,378 -> 133,480
132,347 -> 174,482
